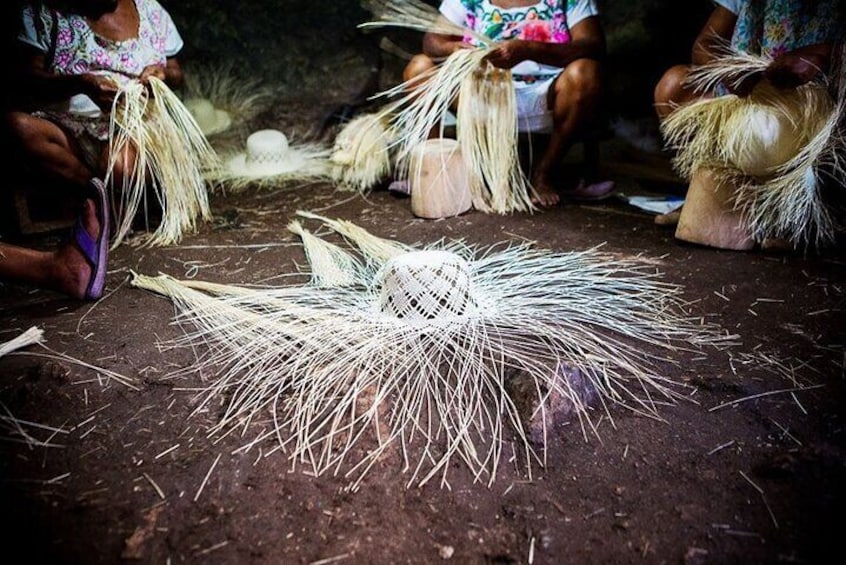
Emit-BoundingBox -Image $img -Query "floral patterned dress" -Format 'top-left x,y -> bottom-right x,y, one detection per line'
714,0 -> 844,59
17,0 -> 182,147
439,0 -> 598,82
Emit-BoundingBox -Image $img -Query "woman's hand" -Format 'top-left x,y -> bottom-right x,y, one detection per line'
483,40 -> 527,69
732,50 -> 827,97
765,51 -> 826,89
139,64 -> 167,86
80,73 -> 120,111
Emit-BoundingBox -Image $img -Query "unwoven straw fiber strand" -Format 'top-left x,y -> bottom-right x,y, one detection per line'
295,210 -> 412,265
183,62 -> 276,139
0,327 -> 44,358
360,0 -> 494,48
287,220 -> 363,287
131,214 -> 730,489
107,77 -> 219,249
357,0 -> 533,213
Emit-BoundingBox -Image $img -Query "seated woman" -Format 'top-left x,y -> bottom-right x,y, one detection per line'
403,0 -> 615,207
1,0 -> 184,300
652,0 -> 842,230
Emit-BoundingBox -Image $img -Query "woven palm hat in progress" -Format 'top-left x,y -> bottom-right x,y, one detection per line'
661,47 -> 846,247
131,211 -> 728,489
228,129 -> 306,177
181,62 -> 277,146
184,97 -> 233,137
208,129 -> 331,191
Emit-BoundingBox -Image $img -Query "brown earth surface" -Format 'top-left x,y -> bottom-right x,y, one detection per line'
2,146 -> 845,564
3,3 -> 845,564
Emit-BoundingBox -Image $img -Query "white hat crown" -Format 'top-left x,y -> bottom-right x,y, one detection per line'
377,250 -> 475,322
184,97 -> 231,136
246,129 -> 291,166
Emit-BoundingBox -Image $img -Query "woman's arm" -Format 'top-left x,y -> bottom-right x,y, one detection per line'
422,16 -> 473,59
691,6 -> 737,65
13,46 -> 118,110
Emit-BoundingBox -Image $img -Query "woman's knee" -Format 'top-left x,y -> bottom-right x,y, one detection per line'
654,65 -> 691,107
403,54 -> 436,83
556,59 -> 602,103
5,112 -> 70,159
106,144 -> 140,183
5,112 -> 41,143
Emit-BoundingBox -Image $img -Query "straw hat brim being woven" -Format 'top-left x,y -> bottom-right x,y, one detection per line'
225,129 -> 310,178
225,152 -> 309,178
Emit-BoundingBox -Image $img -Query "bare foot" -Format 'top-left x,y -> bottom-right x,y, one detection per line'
52,197 -> 103,300
530,175 -> 560,207
654,205 -> 683,226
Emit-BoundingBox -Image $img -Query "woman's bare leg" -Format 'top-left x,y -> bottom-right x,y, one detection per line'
653,64 -> 709,224
654,64 -> 703,120
0,194 -> 103,300
5,112 -> 95,187
532,58 -> 602,207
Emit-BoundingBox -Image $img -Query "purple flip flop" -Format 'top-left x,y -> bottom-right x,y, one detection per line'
564,179 -> 617,202
72,178 -> 110,300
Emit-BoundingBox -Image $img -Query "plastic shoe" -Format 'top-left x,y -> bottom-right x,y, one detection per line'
564,179 -> 616,202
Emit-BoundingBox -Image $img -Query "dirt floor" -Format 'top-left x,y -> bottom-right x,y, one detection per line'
2,136 -> 845,564
2,29 -> 846,558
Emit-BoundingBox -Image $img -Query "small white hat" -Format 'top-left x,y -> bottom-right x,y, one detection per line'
185,97 -> 232,137
225,129 -> 309,178
377,250 -> 478,323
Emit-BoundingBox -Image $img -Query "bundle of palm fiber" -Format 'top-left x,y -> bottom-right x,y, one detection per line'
457,64 -> 535,212
131,210 -> 729,489
661,48 -> 846,247
338,0 -> 535,212
108,76 -> 221,248
330,111 -> 397,192
360,0 -> 491,45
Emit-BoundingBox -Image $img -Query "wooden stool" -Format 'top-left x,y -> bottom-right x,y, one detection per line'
518,121 -> 613,186
675,169 -> 755,250
7,179 -> 77,236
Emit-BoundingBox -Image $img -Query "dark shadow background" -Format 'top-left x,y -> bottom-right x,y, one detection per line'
161,0 -> 714,121
0,0 -> 716,138
0,0 -> 717,233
